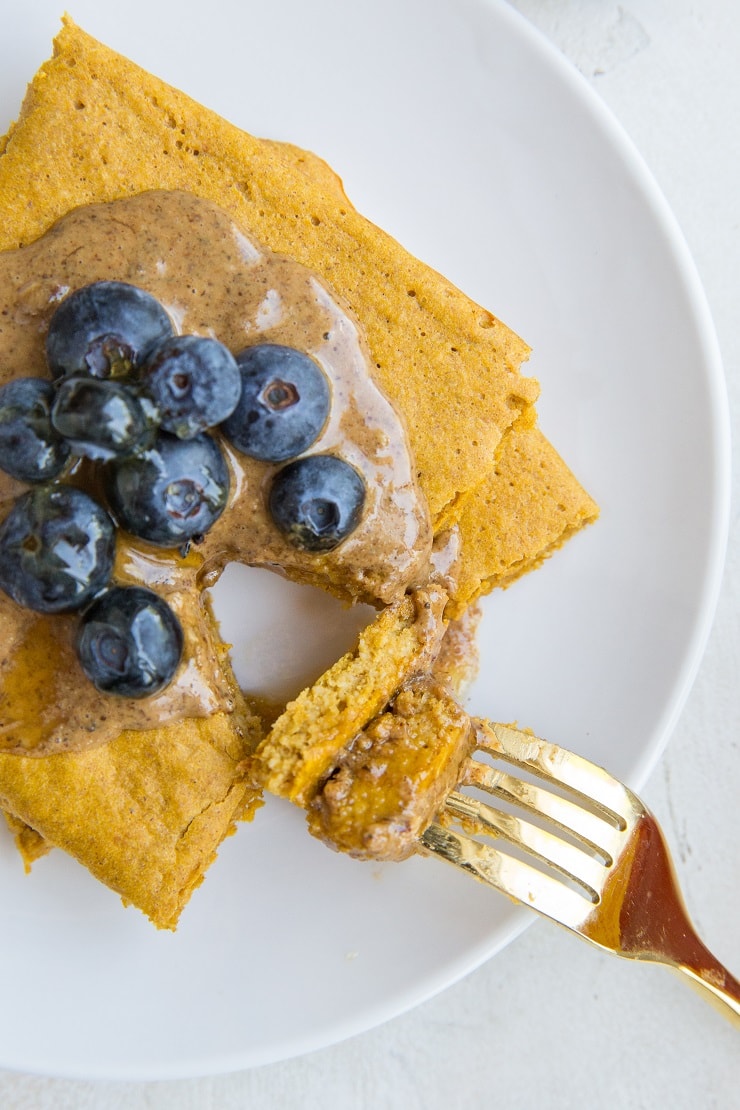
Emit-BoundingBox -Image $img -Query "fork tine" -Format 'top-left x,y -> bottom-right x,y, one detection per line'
462,759 -> 624,864
444,789 -> 607,899
420,822 -> 595,930
476,721 -> 639,825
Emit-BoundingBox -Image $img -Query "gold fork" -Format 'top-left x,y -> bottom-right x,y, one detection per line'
419,720 -> 740,1026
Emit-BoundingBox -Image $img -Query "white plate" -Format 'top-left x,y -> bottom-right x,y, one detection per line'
0,0 -> 729,1081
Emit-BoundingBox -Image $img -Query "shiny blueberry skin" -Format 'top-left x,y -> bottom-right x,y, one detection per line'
76,585 -> 183,698
51,376 -> 151,461
221,343 -> 331,462
105,431 -> 230,547
0,378 -> 70,482
268,454 -> 365,552
0,486 -> 115,613
140,335 -> 241,439
46,281 -> 173,380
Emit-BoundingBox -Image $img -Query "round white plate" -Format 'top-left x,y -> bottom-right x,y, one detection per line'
0,0 -> 729,1081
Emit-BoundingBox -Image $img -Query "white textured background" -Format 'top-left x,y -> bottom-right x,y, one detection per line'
2,0 -> 740,1106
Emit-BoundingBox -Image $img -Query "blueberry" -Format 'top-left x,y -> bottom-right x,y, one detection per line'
76,585 -> 183,698
51,376 -> 151,461
0,378 -> 70,482
0,486 -> 115,613
105,431 -> 229,547
46,281 -> 173,380
268,454 -> 365,552
140,335 -> 241,439
221,343 -> 331,462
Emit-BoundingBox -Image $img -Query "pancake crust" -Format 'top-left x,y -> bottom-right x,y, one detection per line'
3,811 -> 50,869
451,424 -> 599,615
0,687 -> 263,930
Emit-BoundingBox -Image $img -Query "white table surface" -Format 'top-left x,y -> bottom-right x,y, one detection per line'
2,1 -> 739,1106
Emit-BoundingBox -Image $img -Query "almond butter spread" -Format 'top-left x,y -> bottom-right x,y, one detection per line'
0,190 -> 433,756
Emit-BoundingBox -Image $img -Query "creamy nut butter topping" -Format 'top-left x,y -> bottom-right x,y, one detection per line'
0,191 -> 432,755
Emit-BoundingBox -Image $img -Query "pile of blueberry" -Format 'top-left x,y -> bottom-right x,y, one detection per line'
0,280 -> 366,698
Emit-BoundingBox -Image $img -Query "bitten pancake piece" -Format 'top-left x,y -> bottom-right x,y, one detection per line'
0,17 -> 538,526
255,587 -> 448,806
307,678 -> 474,861
0,693 -> 263,930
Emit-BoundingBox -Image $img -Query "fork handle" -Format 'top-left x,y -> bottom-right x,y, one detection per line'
673,953 -> 740,1028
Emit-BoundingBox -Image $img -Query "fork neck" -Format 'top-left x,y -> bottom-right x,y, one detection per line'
617,813 -> 740,1025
